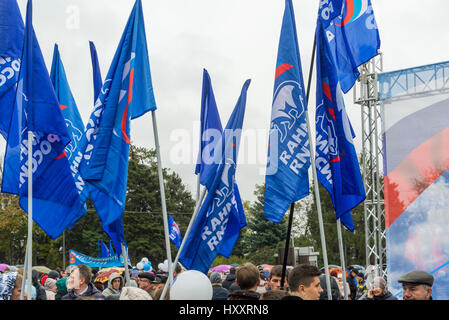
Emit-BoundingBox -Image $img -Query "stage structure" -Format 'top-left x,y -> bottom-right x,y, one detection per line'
356,58 -> 449,299
353,53 -> 386,278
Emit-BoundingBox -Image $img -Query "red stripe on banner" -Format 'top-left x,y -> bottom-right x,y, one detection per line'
330,156 -> 340,163
322,81 -> 333,102
385,126 -> 449,228
336,0 -> 355,27
55,151 -> 67,159
275,64 -> 293,79
121,68 -> 134,144
60,104 -> 68,110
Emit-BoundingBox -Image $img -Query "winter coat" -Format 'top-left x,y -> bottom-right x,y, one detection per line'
222,273 -> 236,290
55,277 -> 68,300
32,269 -> 47,300
43,278 -> 57,300
227,289 -> 260,301
319,274 -> 341,300
62,282 -> 105,300
102,272 -> 124,297
346,275 -> 357,300
212,284 -> 229,300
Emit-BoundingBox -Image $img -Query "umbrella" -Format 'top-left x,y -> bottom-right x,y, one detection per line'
94,268 -> 124,283
210,265 -> 232,273
0,264 -> 9,272
32,266 -> 51,274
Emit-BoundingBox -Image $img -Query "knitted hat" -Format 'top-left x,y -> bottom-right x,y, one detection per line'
40,275 -> 48,286
119,287 -> 153,300
44,278 -> 57,291
210,272 -> 222,284
47,270 -> 60,279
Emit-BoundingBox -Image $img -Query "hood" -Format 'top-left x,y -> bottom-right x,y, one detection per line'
56,277 -> 68,295
107,272 -> 124,290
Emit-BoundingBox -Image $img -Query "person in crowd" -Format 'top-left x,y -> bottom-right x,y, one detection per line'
257,272 -> 267,294
32,269 -> 47,300
137,272 -> 156,298
260,289 -> 290,300
151,273 -> 168,292
346,267 -> 358,300
47,269 -> 60,281
227,263 -> 261,300
55,277 -> 68,300
40,274 -> 48,287
222,267 -> 236,290
62,265 -> 104,300
43,277 -> 57,300
0,272 -> 23,300
336,272 -> 350,299
119,286 -> 153,300
102,272 -> 124,298
359,276 -> 397,300
355,270 -> 368,300
266,265 -> 290,291
319,272 -> 341,300
173,262 -> 183,280
281,264 -> 323,300
210,272 -> 229,300
398,270 -> 434,300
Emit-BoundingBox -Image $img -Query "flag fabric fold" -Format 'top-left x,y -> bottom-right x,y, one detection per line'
318,0 -> 380,93
89,41 -> 103,103
264,0 -> 310,224
0,0 -> 24,139
49,43 -> 89,228
314,15 -> 367,231
179,79 -> 250,274
1,0 -> 82,239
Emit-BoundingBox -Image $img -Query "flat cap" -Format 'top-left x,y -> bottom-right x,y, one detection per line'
398,270 -> 434,286
138,272 -> 155,282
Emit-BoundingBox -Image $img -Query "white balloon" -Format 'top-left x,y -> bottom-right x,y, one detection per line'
136,262 -> 144,270
170,270 -> 213,300
141,257 -> 149,264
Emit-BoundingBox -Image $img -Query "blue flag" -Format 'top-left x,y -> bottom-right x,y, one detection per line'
1,0 -> 83,239
79,0 -> 156,254
99,240 -> 110,258
318,0 -> 380,93
314,21 -> 366,231
168,214 -> 182,249
195,69 -> 223,189
49,44 -> 89,228
0,0 -> 24,139
179,79 -> 250,274
264,0 -> 310,224
87,41 -> 127,259
89,41 -> 103,103
194,68 -> 247,257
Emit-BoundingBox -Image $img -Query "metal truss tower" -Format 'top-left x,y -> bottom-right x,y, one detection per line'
353,53 -> 386,278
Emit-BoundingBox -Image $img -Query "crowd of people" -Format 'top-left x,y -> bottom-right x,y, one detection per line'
0,262 -> 435,300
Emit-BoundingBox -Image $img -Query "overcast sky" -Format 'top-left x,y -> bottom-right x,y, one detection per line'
5,0 -> 449,204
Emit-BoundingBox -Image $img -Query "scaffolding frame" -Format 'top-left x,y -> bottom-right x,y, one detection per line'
354,56 -> 449,279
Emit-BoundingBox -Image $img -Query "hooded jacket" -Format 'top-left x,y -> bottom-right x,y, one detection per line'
55,277 -> 68,300
32,269 -> 47,300
222,273 -> 236,290
102,272 -> 124,297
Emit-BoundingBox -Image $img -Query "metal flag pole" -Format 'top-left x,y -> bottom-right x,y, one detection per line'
20,241 -> 29,300
337,219 -> 349,300
26,130 -> 33,300
151,110 -> 174,291
159,186 -> 207,300
121,243 -> 131,285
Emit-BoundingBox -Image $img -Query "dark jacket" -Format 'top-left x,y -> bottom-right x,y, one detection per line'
227,289 -> 260,301
222,273 -> 236,290
32,270 -> 47,300
346,275 -> 357,300
62,282 -> 105,300
319,274 -> 341,300
212,284 -> 229,300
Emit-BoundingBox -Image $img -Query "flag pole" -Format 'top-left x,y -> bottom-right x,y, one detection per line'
121,243 -> 131,285
20,241 -> 28,300
337,218 -> 349,300
151,110 -> 174,290
159,186 -> 207,300
26,130 -> 33,300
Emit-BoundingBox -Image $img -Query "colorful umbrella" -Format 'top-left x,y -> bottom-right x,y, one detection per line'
0,264 -> 9,272
94,268 -> 124,283
210,264 -> 232,273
